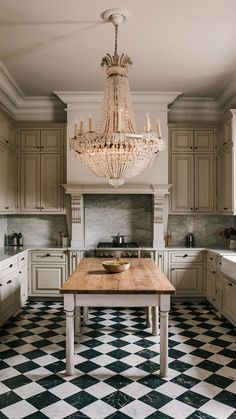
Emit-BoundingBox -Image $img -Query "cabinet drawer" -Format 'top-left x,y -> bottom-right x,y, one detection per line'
0,257 -> 18,279
30,251 -> 66,263
170,251 -> 203,263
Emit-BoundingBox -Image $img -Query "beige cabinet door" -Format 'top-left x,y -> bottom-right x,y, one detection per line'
170,265 -> 203,295
20,154 -> 41,211
31,264 -> 66,295
171,154 -> 194,212
195,154 -> 214,212
223,276 -> 236,325
217,147 -> 232,213
206,265 -> 216,304
171,130 -> 194,152
194,130 -> 214,152
218,120 -> 232,150
0,274 -> 18,325
41,130 -> 62,152
40,154 -> 62,212
20,130 -> 40,152
0,146 -> 16,212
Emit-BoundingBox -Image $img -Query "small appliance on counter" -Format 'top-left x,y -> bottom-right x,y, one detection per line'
4,232 -> 23,246
185,233 -> 194,248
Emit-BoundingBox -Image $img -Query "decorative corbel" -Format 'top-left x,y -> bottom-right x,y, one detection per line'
71,195 -> 82,223
154,194 -> 165,224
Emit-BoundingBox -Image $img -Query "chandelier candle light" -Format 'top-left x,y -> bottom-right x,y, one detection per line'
70,8 -> 166,187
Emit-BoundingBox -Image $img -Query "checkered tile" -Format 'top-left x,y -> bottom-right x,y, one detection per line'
0,301 -> 235,419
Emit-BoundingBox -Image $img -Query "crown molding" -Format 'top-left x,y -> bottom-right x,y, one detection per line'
55,90 -> 182,112
0,61 -> 66,121
169,96 -> 223,123
217,74 -> 236,110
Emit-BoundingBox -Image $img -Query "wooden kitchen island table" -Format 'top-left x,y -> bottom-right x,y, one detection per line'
60,258 -> 175,377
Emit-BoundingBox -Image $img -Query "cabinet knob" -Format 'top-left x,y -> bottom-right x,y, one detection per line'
194,146 -> 198,149
228,282 -> 233,287
183,254 -> 188,258
5,140 -> 9,144
19,271 -> 22,274
37,146 -> 40,149
190,146 -> 193,149
73,254 -> 76,258
36,206 -> 40,209
195,207 -> 198,210
190,207 -> 193,210
41,146 -> 44,149
5,206 -> 9,209
159,254 -> 162,258
212,270 -> 216,274
224,207 -> 228,210
41,207 -> 44,210
46,253 -> 51,257
9,264 -> 13,268
21,257 -> 25,261
7,280 -> 12,284
171,268 -> 175,271
0,283 -> 2,286
223,142 -> 227,145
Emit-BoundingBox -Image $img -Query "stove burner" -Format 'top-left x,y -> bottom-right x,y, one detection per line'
97,242 -> 139,248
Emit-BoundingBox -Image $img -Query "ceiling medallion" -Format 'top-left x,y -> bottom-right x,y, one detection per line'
71,8 -> 166,187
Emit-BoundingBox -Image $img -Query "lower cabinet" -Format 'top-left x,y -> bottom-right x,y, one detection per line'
69,251 -> 85,275
0,257 -> 21,326
169,250 -> 204,297
29,250 -> 67,297
169,264 -> 203,296
18,252 -> 28,305
223,275 -> 236,326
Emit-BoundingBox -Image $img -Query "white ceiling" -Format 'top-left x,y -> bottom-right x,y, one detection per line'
1,0 -> 236,97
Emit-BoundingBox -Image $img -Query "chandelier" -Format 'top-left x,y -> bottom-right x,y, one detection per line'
71,8 -> 166,187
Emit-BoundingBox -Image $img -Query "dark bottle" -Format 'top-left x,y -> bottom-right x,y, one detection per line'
18,233 -> 23,246
185,233 -> 194,248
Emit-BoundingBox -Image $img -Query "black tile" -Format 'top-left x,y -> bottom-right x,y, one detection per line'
70,374 -> 99,389
75,360 -> 100,373
65,391 -> 97,409
27,391 -> 60,409
2,374 -> 32,389
36,374 -> 65,389
169,360 -> 192,372
107,349 -> 130,360
104,374 -> 133,389
218,348 -> 236,359
24,413 -> 49,419
0,391 -> 22,409
205,373 -> 234,389
191,349 -> 212,359
110,339 -> 129,348
171,374 -> 200,389
214,390 -> 236,409
187,411 -> 217,419
137,360 -> 160,373
106,361 -> 130,373
137,375 -> 166,389
211,338 -> 231,348
23,349 -> 46,360
44,361 -> 65,373
140,390 -> 172,408
177,390 -> 210,408
78,349 -> 101,359
136,349 -> 158,359
14,361 -> 39,373
105,412 -> 131,419
102,390 -> 134,409
169,348 -> 186,359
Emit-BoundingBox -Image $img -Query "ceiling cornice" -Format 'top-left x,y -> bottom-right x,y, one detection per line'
0,61 -> 66,122
168,96 -> 223,123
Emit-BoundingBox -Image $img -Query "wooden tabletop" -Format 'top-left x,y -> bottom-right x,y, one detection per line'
60,258 -> 176,295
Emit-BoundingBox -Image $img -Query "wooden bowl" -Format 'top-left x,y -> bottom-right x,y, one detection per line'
102,260 -> 130,273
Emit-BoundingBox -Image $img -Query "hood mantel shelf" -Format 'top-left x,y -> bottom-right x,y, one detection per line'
62,184 -> 172,195
62,184 -> 172,249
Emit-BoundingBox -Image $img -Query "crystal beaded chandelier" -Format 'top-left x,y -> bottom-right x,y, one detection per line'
71,9 -> 166,187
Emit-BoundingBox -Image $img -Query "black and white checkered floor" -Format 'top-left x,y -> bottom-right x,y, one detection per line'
0,301 -> 235,419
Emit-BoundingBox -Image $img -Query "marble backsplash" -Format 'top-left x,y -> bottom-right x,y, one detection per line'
7,215 -> 68,246
84,194 -> 153,247
167,215 -> 236,247
0,216 -> 7,247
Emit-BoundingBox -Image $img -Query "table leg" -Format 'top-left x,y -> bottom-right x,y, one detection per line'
83,307 -> 89,325
75,306 -> 81,336
146,307 -> 151,327
151,306 -> 159,336
159,295 -> 170,378
64,294 -> 75,376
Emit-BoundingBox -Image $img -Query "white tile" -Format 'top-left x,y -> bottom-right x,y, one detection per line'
123,343 -> 145,354
85,382 -> 115,398
33,354 -> 58,366
169,334 -> 189,343
178,354 -> 203,365
49,382 -> 80,399
217,366 -> 236,380
226,381 -> 236,393
201,343 -> 223,353
14,382 -> 45,399
24,367 -> 52,381
14,344 -> 36,354
91,354 -> 116,367
173,343 -> 196,353
89,367 -> 116,381
121,367 -> 148,380
91,343 -> 114,354
122,354 -> 145,367
0,367 -> 20,381
81,400 -> 116,419
185,367 -> 212,381
0,382 -> 10,395
121,400 -> 156,419
122,382 -> 151,398
42,400 -> 77,419
159,399 -> 195,419
4,355 -> 28,366
208,354 -> 232,365
157,381 -> 186,398
191,381 -> 222,398
2,400 -> 37,419
199,399 -> 235,419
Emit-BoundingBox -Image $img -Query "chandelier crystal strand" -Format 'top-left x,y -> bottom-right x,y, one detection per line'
71,9 -> 166,187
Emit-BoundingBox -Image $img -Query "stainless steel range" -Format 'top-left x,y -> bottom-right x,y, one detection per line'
95,241 -> 154,259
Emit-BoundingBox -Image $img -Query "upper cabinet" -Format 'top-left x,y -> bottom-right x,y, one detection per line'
18,127 -> 65,214
170,128 -> 216,214
217,118 -> 234,214
0,114 -> 16,151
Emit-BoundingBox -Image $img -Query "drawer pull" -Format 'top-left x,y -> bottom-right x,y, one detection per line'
0,283 -> 2,286
73,254 -> 76,258
224,207 -> 228,210
183,254 -> 188,258
46,253 -> 51,257
223,141 -> 227,145
36,206 -> 40,209
9,264 -> 13,268
19,271 -> 22,274
7,280 -> 12,284
159,254 -> 162,258
171,268 -> 175,271
210,257 -> 213,261
212,270 -> 216,274
21,257 -> 25,261
228,282 -> 233,287
5,206 -> 9,209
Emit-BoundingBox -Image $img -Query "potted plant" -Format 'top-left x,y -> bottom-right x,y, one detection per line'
219,227 -> 236,249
